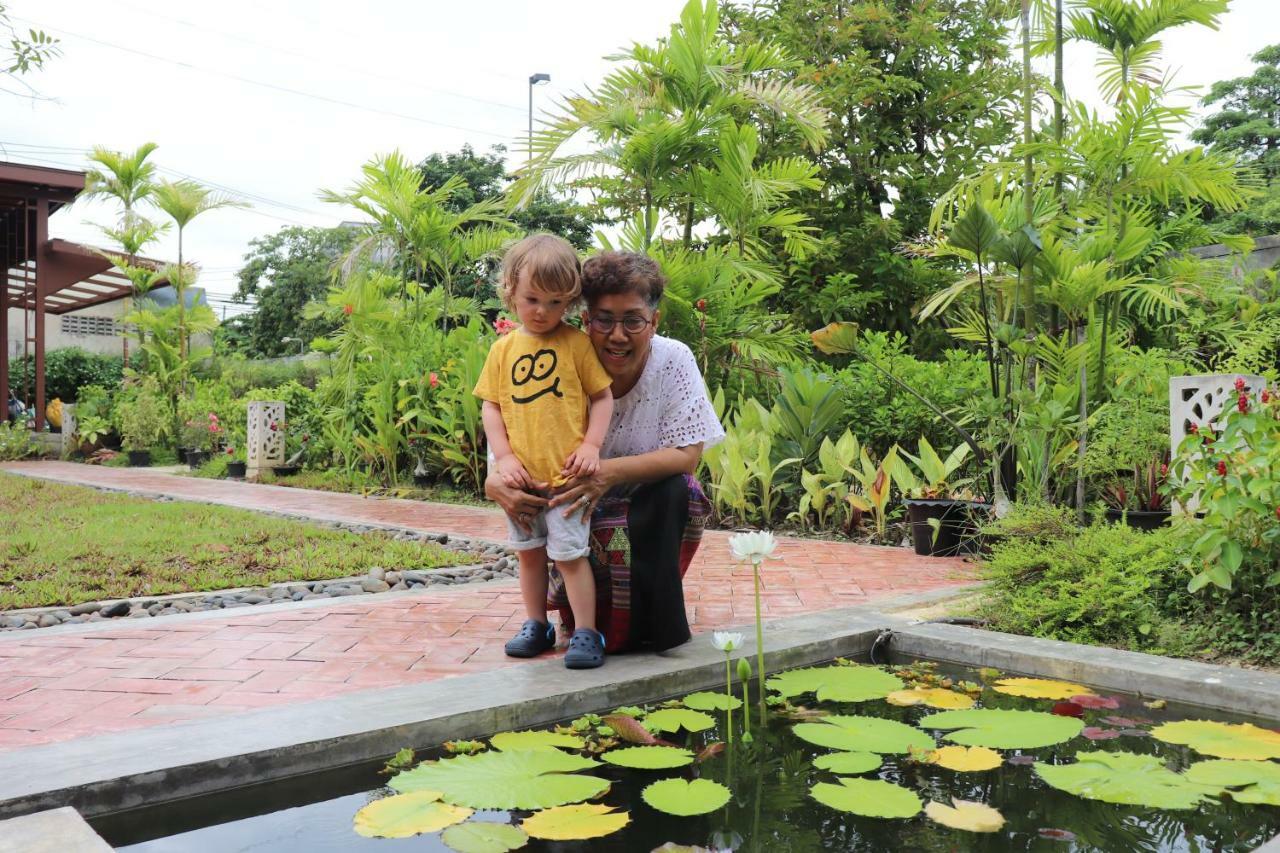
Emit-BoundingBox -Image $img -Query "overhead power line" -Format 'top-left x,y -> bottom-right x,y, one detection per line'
15,16 -> 517,141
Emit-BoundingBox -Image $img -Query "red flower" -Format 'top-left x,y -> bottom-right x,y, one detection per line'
269,421 -> 278,432
226,446 -> 234,455
1238,393 -> 1249,413
429,372 -> 440,389
1275,506 -> 1280,520
343,304 -> 354,316
1264,390 -> 1272,403
1188,424 -> 1199,434
1160,463 -> 1168,476
494,318 -> 517,336
1235,377 -> 1246,392
696,298 -> 707,312
1217,460 -> 1227,476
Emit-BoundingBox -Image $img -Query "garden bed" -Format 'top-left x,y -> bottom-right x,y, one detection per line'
0,472 -> 506,624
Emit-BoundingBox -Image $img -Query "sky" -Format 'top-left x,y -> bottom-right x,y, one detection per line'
6,0 -> 1278,320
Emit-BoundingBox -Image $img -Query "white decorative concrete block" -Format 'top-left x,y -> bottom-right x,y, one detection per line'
1169,374 -> 1264,458
246,401 -> 285,477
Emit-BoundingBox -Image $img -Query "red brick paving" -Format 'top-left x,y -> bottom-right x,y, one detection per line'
0,461 -> 972,752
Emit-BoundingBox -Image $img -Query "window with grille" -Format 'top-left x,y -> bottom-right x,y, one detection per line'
60,315 -> 120,336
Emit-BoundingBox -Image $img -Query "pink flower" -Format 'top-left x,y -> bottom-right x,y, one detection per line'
495,318 -> 517,336
226,446 -> 234,456
1235,377 -> 1247,392
429,372 -> 440,389
269,421 -> 278,432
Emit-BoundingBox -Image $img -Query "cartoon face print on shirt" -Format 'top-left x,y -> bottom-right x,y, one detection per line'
510,348 -> 564,404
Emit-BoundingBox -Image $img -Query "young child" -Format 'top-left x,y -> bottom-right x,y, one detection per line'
474,234 -> 614,669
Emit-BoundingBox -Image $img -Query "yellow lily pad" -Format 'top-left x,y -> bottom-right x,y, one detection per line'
440,821 -> 529,853
1151,720 -> 1280,760
490,730 -> 584,752
520,804 -> 630,841
353,792 -> 472,838
991,677 -> 1094,700
886,688 -> 975,710
924,799 -> 1005,833
927,745 -> 1003,772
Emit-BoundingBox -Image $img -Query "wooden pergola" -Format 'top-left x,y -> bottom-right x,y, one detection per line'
1,161 -> 168,430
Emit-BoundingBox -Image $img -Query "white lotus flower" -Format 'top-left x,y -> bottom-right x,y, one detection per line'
712,631 -> 744,652
728,530 -> 778,565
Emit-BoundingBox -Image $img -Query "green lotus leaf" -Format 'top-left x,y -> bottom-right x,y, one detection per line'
681,691 -> 742,712
390,749 -> 608,810
353,792 -> 472,838
1151,720 -> 1280,760
793,715 -> 935,754
1033,751 -> 1215,810
1186,759 -> 1280,806
812,751 -> 882,775
920,708 -> 1083,749
641,778 -> 732,816
810,777 -> 921,818
441,821 -> 529,853
601,746 -> 695,770
490,730 -> 585,752
644,708 -> 716,734
767,665 -> 904,703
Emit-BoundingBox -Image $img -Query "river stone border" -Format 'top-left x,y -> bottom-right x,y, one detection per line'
0,505 -> 516,632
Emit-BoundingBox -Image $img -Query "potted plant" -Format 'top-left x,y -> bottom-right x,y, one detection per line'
182,412 -> 223,468
271,419 -> 309,477
223,444 -> 247,479
118,384 -> 168,467
895,436 -> 985,557
1083,396 -> 1171,530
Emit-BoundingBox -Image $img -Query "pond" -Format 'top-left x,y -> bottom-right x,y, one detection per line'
92,657 -> 1280,852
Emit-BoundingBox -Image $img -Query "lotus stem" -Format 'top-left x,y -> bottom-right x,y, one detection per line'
739,658 -> 751,737
753,560 -> 766,723
724,654 -> 734,745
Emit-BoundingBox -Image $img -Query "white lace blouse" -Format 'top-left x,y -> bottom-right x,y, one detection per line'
600,335 -> 725,460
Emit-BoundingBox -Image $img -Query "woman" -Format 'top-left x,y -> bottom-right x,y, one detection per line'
485,251 -> 724,653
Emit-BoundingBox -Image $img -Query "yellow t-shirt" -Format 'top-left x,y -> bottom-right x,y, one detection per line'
473,323 -> 613,485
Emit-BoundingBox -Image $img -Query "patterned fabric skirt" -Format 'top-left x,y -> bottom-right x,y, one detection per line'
548,474 -> 709,653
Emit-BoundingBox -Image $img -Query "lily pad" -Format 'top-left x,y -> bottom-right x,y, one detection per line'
353,792 -> 472,838
812,751 -> 882,774
1186,759 -> 1280,805
644,708 -> 716,734
1033,751 -> 1215,810
490,730 -> 585,752
992,677 -> 1095,700
767,665 -> 904,703
810,777 -> 921,818
920,709 -> 1083,749
641,778 -> 732,816
793,715 -> 935,754
520,804 -> 629,841
601,746 -> 695,769
681,691 -> 742,712
924,799 -> 1005,832
1150,720 -> 1280,760
927,745 -> 1003,772
1081,727 -> 1122,741
441,821 -> 529,853
1071,694 -> 1120,710
390,749 -> 608,810
885,687 -> 975,710
602,714 -> 661,745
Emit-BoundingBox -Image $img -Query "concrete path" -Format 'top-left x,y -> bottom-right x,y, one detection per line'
0,461 -> 973,753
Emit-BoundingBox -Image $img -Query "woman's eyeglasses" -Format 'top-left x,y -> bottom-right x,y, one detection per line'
588,314 -> 653,335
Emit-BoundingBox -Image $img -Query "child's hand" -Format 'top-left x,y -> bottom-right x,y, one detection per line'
496,454 -> 533,490
563,442 -> 601,480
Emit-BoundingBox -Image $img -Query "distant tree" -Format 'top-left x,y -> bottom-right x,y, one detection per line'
234,225 -> 358,356
1192,44 -> 1280,235
721,0 -> 1022,355
417,144 -> 599,250
2,3 -> 59,97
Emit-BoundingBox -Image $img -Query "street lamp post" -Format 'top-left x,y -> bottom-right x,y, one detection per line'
528,73 -> 550,160
281,336 -> 305,357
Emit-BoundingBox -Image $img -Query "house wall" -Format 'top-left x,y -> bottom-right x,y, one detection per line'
5,300 -> 131,360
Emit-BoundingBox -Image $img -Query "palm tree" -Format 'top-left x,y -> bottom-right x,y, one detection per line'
151,179 -> 245,361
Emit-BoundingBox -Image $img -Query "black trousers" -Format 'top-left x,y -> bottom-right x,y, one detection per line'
626,474 -> 692,651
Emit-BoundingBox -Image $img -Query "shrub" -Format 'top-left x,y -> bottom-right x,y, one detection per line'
977,504 -> 1190,655
0,422 -> 37,461
207,355 -> 329,394
9,348 -> 123,402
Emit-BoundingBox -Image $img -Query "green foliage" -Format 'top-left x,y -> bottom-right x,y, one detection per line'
116,379 -> 170,451
207,355 -> 328,394
1034,751 -> 1215,810
920,708 -> 1083,749
0,422 -> 37,461
977,504 -> 1190,653
0,471 -> 471,609
1081,392 -> 1169,510
8,348 -> 123,403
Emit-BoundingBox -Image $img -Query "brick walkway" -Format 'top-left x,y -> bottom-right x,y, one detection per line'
0,461 -> 973,752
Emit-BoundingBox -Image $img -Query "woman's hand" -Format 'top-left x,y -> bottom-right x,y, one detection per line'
549,459 -> 616,520
485,469 -> 549,534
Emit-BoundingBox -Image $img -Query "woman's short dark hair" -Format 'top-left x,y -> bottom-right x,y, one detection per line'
580,251 -> 665,310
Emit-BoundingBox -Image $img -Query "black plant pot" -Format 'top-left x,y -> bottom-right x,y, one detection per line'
906,499 -> 987,558
273,465 -> 301,477
186,449 -> 210,469
127,450 -> 151,467
413,473 -> 432,487
1104,508 -> 1171,532
226,461 -> 247,479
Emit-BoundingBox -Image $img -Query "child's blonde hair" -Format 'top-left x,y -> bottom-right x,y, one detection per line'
500,234 -> 581,310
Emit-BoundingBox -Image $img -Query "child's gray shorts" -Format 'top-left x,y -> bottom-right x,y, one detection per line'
506,505 -> 591,562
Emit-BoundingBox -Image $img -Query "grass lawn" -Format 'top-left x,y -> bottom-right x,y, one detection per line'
0,472 -> 476,610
